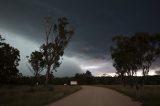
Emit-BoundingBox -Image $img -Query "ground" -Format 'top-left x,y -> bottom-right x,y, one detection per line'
0,85 -> 80,106
49,86 -> 141,106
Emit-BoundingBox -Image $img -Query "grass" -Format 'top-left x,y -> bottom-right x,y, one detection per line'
98,85 -> 160,106
0,85 -> 81,106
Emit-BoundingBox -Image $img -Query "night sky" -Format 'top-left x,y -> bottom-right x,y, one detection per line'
0,0 -> 160,77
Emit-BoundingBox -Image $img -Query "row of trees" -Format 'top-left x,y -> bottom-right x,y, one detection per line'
111,32 -> 160,87
8,71 -> 160,85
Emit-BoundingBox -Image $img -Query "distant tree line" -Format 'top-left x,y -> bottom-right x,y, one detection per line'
4,70 -> 160,85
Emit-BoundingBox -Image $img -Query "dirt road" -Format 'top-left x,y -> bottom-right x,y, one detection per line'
49,86 -> 141,106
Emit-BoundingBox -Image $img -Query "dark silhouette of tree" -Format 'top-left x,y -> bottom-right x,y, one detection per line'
85,70 -> 92,77
27,51 -> 44,85
132,33 -> 160,86
74,70 -> 93,84
111,32 -> 160,87
41,17 -> 74,86
0,35 -> 20,84
111,35 -> 133,86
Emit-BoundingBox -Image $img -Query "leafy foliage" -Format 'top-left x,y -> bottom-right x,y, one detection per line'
111,32 -> 160,87
27,17 -> 74,86
74,70 -> 94,85
27,51 -> 44,84
42,17 -> 74,86
0,35 -> 20,84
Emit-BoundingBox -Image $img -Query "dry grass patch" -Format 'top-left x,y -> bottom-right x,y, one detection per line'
98,85 -> 160,106
0,85 -> 81,106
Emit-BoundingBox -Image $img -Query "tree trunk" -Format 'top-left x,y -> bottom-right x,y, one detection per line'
35,73 -> 38,86
45,65 -> 51,87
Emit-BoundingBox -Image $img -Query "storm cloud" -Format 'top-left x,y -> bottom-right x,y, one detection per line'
0,0 -> 160,76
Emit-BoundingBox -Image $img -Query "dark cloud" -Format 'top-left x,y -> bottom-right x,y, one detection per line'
1,0 -> 160,76
54,56 -> 82,77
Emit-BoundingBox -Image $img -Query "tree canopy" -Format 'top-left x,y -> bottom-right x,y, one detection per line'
0,35 -> 20,84
27,17 -> 74,86
111,32 -> 160,87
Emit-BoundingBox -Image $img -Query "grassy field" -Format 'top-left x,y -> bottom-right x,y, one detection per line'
0,85 -> 81,106
98,85 -> 160,106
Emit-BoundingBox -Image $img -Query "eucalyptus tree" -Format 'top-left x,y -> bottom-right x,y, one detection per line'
132,33 -> 160,85
41,17 -> 74,86
111,35 -> 132,86
27,51 -> 44,85
111,32 -> 160,87
111,33 -> 148,87
0,35 -> 20,84
141,33 -> 160,85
